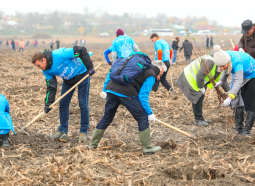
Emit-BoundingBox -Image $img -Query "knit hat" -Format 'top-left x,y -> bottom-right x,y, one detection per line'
213,45 -> 231,66
116,29 -> 124,37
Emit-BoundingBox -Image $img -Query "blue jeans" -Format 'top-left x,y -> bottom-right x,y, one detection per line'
172,50 -> 177,63
12,46 -> 16,52
96,93 -> 149,131
19,48 -> 24,52
58,77 -> 90,134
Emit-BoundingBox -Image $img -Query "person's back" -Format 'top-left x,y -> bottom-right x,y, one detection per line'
154,38 -> 171,61
11,40 -> 15,46
112,35 -> 135,58
20,40 -> 24,48
182,40 -> 192,55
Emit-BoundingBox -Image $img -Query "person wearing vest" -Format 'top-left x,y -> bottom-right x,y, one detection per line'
103,46 -> 113,65
0,94 -> 16,148
31,46 -> 95,142
213,45 -> 255,137
176,51 -> 230,126
90,58 -> 166,154
112,29 -> 140,62
150,33 -> 174,92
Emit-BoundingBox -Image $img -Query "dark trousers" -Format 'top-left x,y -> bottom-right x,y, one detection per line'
50,45 -> 53,50
185,55 -> 191,63
0,133 -> 9,139
96,93 -> 149,131
12,46 -> 16,51
192,94 -> 204,120
241,78 -> 255,112
152,61 -> 172,91
58,77 -> 90,134
57,45 -> 60,49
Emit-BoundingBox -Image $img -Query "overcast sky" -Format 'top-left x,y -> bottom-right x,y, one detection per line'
1,0 -> 254,27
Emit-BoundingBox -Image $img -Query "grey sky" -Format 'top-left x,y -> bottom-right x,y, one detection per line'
2,0 -> 254,27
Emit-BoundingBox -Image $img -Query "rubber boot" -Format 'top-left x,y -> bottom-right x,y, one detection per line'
139,128 -> 162,154
234,107 -> 244,135
89,128 -> 105,149
2,137 -> 11,149
241,111 -> 255,137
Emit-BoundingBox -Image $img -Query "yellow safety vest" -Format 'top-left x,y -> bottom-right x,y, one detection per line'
184,55 -> 220,91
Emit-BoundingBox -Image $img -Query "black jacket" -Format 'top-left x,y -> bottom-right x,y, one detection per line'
179,40 -> 193,56
172,40 -> 179,50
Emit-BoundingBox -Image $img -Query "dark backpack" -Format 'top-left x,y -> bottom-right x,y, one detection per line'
110,52 -> 151,85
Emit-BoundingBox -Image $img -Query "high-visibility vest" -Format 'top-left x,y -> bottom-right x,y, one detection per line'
184,55 -> 220,91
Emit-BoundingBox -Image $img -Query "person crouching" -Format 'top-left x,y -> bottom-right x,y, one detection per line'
0,94 -> 16,148
90,53 -> 166,154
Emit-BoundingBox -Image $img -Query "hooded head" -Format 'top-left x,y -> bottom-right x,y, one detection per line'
213,45 -> 231,67
116,29 -> 124,37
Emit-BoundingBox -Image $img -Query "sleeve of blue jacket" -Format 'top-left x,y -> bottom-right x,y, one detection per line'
104,47 -> 112,63
103,73 -> 111,92
138,76 -> 155,115
5,99 -> 10,113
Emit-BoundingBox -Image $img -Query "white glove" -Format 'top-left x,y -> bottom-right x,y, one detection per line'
199,88 -> 205,95
221,97 -> 232,107
239,48 -> 244,52
100,91 -> 107,99
148,114 -> 156,122
214,80 -> 223,88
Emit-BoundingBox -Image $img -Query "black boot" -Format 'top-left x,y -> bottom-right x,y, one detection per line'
2,136 -> 11,149
241,111 -> 255,137
234,107 -> 244,135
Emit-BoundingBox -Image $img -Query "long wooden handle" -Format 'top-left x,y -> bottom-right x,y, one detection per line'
23,63 -> 102,129
157,119 -> 196,139
230,39 -> 235,49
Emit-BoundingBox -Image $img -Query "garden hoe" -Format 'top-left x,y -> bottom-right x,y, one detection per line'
22,63 -> 102,135
156,119 -> 197,139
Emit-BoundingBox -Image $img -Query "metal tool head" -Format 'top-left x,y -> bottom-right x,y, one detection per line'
21,127 -> 29,136
190,135 -> 197,140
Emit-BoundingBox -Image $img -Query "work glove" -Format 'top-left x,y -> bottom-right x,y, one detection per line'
148,114 -> 157,123
100,91 -> 107,99
88,68 -> 95,76
199,88 -> 205,95
239,48 -> 244,52
108,62 -> 112,66
214,80 -> 223,88
221,97 -> 232,107
44,106 -> 52,113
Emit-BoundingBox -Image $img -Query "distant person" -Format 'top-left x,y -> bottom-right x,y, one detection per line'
150,33 -> 173,92
112,29 -> 140,62
16,41 -> 18,46
55,38 -> 60,49
103,46 -> 112,65
179,39 -> 193,63
6,40 -> 9,47
19,39 -> 24,52
81,39 -> 85,46
50,40 -> 54,50
0,40 -> 2,47
206,36 -> 209,49
172,37 -> 180,64
33,40 -> 36,47
75,40 -> 78,46
11,39 -> 16,52
42,41 -> 45,46
26,41 -> 29,47
238,19 -> 255,59
210,36 -> 213,49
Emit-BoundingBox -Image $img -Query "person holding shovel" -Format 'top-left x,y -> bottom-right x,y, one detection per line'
213,45 -> 255,137
31,46 -> 95,142
176,51 -> 230,126
150,33 -> 173,92
0,94 -> 16,148
90,53 -> 165,154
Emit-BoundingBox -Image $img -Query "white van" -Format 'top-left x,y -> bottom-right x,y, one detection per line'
196,30 -> 212,36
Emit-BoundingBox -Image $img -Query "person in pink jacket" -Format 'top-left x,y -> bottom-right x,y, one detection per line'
19,39 -> 24,52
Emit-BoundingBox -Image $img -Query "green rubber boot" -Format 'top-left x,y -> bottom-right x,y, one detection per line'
139,128 -> 162,154
2,137 -> 11,149
89,128 -> 105,149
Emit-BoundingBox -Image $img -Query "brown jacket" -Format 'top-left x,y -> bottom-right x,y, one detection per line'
238,24 -> 255,59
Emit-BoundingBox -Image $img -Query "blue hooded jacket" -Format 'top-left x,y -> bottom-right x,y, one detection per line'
112,35 -> 135,58
0,94 -> 15,135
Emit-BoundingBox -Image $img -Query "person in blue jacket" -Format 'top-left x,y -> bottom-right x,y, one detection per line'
111,29 -> 140,62
31,46 -> 95,142
214,45 -> 255,137
0,94 -> 16,148
103,46 -> 113,65
90,56 -> 166,154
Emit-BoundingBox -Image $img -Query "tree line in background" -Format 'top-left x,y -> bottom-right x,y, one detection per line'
0,8 -> 239,36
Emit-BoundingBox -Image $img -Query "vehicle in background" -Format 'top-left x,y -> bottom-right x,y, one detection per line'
179,30 -> 192,36
196,30 -> 212,36
143,30 -> 148,36
132,33 -> 140,36
100,32 -> 109,36
148,29 -> 174,36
